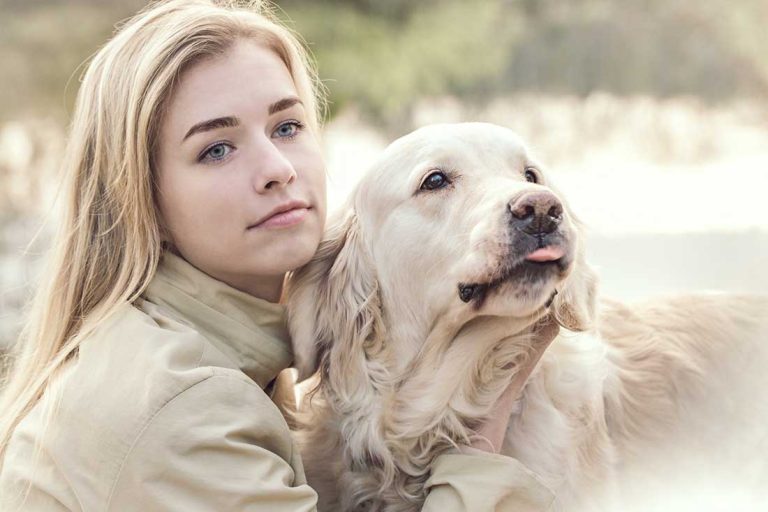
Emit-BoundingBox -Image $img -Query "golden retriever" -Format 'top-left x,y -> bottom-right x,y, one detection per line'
285,123 -> 768,511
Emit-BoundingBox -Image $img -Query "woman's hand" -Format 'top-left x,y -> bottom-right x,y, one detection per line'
470,315 -> 560,453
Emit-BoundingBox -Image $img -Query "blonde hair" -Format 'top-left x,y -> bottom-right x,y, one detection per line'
0,0 -> 325,466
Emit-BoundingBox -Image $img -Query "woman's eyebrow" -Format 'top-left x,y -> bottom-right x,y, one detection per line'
268,96 -> 302,115
182,97 -> 302,142
183,116 -> 240,141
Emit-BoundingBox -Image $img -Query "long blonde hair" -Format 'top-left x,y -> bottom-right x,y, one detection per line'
0,0 -> 325,465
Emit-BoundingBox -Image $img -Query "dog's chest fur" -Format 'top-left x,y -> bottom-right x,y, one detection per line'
503,332 -> 619,511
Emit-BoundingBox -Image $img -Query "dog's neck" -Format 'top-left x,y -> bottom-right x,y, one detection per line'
388,312 -> 547,411
311,304 -> 553,510
379,287 -> 536,376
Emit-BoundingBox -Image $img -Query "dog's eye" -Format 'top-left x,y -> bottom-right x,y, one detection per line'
524,168 -> 538,184
420,171 -> 450,191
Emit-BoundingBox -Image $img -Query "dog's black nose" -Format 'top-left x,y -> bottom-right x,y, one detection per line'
509,191 -> 563,235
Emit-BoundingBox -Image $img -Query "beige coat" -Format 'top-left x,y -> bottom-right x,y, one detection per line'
0,253 -> 553,511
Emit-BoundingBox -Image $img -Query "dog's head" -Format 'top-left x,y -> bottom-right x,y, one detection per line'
287,123 -> 597,381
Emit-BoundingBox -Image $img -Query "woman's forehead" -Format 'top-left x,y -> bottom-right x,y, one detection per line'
163,40 -> 299,138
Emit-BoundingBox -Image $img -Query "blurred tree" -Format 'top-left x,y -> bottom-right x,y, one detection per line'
502,2 -> 766,99
278,0 -> 522,130
0,0 -> 765,127
0,0 -> 146,122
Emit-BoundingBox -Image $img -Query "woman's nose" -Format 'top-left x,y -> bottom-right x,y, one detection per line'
251,138 -> 297,192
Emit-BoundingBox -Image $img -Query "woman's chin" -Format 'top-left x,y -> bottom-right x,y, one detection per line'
257,237 -> 323,275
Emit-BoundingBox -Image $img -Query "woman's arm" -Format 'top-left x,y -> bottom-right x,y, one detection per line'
424,450 -> 554,511
106,316 -> 558,512
106,373 -> 317,511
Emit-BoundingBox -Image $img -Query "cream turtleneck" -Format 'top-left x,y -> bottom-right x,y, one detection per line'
142,251 -> 294,388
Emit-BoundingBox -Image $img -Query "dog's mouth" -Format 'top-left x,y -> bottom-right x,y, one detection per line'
458,244 -> 570,309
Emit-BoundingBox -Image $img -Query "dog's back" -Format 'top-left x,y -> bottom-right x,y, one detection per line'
600,293 -> 768,509
502,293 -> 768,511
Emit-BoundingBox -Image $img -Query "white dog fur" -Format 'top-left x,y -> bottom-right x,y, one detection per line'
285,123 -> 768,511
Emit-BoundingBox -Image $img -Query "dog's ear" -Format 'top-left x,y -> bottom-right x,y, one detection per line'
552,222 -> 599,332
285,209 -> 383,383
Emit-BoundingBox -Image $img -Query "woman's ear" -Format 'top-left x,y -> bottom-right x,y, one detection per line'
552,221 -> 599,332
285,209 -> 382,383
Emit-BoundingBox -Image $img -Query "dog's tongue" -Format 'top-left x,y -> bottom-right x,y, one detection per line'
526,246 -> 565,262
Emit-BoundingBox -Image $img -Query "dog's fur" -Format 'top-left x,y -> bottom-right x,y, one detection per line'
285,123 -> 768,511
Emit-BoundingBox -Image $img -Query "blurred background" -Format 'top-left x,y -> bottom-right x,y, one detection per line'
1,0 -> 767,351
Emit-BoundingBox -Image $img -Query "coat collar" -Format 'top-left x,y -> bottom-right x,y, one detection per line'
142,252 -> 293,388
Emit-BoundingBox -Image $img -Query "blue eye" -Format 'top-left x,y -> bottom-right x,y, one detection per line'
199,142 -> 233,163
273,120 -> 303,139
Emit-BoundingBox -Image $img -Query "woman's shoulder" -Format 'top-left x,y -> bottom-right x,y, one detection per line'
72,299 -> 259,416
3,300 -> 285,509
56,296 -> 283,436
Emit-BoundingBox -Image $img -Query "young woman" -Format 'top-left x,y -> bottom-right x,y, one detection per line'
0,1 -> 556,510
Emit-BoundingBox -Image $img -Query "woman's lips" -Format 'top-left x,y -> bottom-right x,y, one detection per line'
251,207 -> 310,229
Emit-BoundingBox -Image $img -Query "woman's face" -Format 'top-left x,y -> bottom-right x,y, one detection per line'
156,40 -> 326,301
